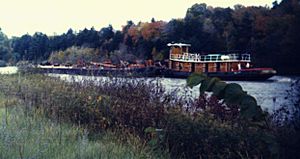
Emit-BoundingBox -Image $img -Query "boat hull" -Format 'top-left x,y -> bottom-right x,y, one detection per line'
36,67 -> 276,81
160,69 -> 276,81
36,67 -> 159,78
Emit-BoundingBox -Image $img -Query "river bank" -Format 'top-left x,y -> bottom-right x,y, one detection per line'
1,67 -> 299,158
0,73 -> 281,158
0,83 -> 166,159
1,66 -> 299,112
48,73 -> 299,112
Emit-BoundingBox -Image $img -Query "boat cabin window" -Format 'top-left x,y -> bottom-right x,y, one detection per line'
211,56 -> 217,61
170,46 -> 181,55
168,43 -> 251,63
182,47 -> 188,53
204,56 -> 210,61
241,54 -> 250,61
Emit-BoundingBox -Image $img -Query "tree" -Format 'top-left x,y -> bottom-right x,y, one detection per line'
0,28 -> 11,62
1,1 -> 299,74
30,32 -> 49,61
12,34 -> 32,60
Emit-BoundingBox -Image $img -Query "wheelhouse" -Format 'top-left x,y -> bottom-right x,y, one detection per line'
168,43 -> 251,73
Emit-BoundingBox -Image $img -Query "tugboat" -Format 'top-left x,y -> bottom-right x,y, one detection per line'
162,43 -> 276,81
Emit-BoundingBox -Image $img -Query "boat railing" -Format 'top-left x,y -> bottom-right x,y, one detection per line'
170,53 -> 251,62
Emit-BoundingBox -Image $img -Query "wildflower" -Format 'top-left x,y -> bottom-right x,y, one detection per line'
97,96 -> 102,102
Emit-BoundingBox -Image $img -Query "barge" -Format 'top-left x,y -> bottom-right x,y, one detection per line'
37,43 -> 276,81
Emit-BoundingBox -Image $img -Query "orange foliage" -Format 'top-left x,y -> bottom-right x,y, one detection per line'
123,21 -> 166,45
140,21 -> 166,40
127,26 -> 140,44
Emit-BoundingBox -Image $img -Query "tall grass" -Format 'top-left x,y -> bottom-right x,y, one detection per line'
0,73 -> 278,158
0,92 -> 166,159
271,79 -> 300,159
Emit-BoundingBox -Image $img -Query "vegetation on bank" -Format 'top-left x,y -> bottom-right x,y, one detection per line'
48,47 -> 101,65
1,0 -> 300,74
271,79 -> 300,159
1,73 -> 299,158
0,87 -> 166,159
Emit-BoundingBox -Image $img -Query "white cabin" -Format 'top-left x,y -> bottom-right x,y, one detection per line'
168,43 -> 251,73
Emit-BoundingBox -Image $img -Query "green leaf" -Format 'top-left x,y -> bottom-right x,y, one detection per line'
148,139 -> 158,146
240,95 -> 258,119
199,77 -> 220,94
224,83 -> 245,105
240,95 -> 257,109
212,81 -> 227,98
253,106 -> 266,121
187,73 -> 207,88
224,83 -> 244,96
186,74 -> 266,122
225,93 -> 245,105
144,127 -> 156,133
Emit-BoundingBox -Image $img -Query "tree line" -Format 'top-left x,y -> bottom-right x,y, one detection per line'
0,0 -> 299,74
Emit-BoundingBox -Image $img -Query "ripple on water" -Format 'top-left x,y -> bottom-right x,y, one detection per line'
49,74 -> 299,113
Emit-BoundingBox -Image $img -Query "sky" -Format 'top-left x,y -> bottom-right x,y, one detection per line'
0,0 -> 276,37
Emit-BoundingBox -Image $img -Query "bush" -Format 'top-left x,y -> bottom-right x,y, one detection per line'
272,79 -> 300,159
48,46 -> 100,64
161,96 -> 278,158
0,74 -> 278,158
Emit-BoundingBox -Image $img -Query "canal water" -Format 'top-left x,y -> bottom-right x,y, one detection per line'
51,74 -> 299,113
0,66 -> 298,112
158,76 -> 299,112
0,66 -> 18,74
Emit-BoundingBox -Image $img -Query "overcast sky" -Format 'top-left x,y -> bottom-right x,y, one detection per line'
0,0 -> 276,37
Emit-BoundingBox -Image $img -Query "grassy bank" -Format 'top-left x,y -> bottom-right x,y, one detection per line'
0,92 -> 166,159
0,73 -> 286,158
